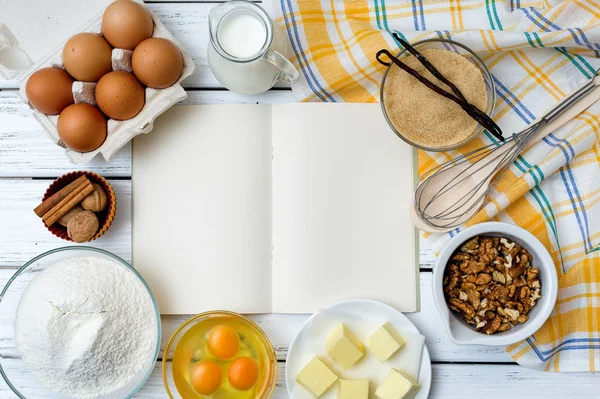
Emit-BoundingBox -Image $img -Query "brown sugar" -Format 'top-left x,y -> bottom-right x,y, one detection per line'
382,48 -> 487,148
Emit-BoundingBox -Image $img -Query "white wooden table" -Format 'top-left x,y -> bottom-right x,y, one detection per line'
1,1 -> 599,397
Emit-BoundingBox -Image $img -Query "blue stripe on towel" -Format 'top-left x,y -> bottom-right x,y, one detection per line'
280,0 -> 336,102
527,337 -> 600,361
543,133 -> 593,253
492,76 -> 535,123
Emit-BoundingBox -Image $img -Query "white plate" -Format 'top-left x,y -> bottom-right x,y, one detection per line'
286,299 -> 431,399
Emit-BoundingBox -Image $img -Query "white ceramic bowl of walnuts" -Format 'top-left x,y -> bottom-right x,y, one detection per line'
433,222 -> 558,346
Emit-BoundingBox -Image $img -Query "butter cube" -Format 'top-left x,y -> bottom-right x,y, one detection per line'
375,369 -> 420,399
365,323 -> 405,363
296,357 -> 338,397
326,324 -> 364,370
337,379 -> 369,399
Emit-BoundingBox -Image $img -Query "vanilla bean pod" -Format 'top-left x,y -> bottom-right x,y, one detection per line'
377,41 -> 503,142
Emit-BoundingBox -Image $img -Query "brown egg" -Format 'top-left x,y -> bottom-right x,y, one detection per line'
95,71 -> 145,120
57,104 -> 107,152
63,33 -> 112,82
132,38 -> 183,89
102,0 -> 154,50
25,67 -> 74,115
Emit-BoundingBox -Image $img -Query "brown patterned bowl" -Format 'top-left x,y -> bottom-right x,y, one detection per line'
41,171 -> 117,242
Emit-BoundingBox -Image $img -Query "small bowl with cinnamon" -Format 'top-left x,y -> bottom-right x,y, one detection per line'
377,36 -> 498,152
33,171 -> 117,242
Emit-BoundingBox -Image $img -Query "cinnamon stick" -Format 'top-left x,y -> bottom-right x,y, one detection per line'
42,180 -> 94,227
42,178 -> 91,222
34,175 -> 89,217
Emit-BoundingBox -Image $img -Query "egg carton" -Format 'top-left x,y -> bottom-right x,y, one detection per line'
18,0 -> 195,164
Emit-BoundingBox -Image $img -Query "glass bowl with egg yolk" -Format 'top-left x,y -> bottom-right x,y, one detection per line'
163,311 -> 277,399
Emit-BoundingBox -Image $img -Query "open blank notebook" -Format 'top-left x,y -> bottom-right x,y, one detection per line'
132,104 -> 418,314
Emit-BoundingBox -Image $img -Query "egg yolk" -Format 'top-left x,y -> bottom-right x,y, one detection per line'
207,325 -> 240,359
228,357 -> 259,391
190,360 -> 222,395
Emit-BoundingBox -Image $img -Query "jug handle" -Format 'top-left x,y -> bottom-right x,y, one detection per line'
266,50 -> 299,84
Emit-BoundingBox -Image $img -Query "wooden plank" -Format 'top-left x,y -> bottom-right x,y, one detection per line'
427,364 -> 599,398
0,268 -> 506,363
158,273 -> 508,363
0,358 -> 597,398
0,89 -> 297,178
0,89 -> 296,109
0,358 -> 287,398
0,179 -> 434,268
182,89 -> 296,105
0,92 -> 132,177
0,179 -> 131,266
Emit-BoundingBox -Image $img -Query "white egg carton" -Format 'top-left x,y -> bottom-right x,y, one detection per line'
18,0 -> 195,164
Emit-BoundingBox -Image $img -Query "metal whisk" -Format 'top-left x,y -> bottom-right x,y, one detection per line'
414,74 -> 600,232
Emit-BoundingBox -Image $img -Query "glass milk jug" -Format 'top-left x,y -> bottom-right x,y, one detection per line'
207,0 -> 299,95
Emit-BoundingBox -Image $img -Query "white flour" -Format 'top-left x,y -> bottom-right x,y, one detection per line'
14,256 -> 157,399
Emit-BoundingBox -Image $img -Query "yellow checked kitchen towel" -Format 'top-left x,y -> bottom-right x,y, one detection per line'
268,0 -> 600,371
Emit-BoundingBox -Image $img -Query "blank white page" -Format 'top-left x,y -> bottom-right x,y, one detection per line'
272,103 -> 418,313
133,105 -> 273,314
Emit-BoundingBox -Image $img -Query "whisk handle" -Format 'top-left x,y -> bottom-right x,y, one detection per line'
525,75 -> 600,149
543,76 -> 599,124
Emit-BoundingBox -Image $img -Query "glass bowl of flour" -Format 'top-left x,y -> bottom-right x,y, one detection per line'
0,246 -> 161,399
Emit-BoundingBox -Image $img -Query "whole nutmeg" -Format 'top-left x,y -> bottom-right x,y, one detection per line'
81,183 -> 108,212
58,204 -> 84,227
67,211 -> 99,243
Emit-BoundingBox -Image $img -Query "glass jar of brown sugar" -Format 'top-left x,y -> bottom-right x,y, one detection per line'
380,38 -> 496,152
